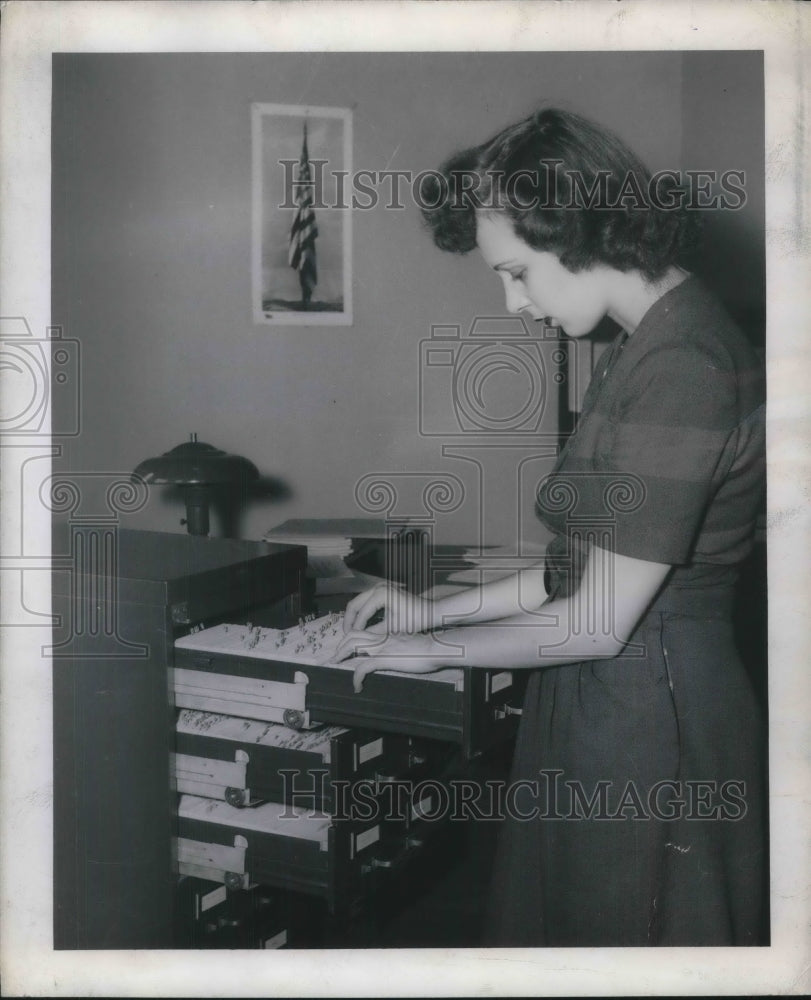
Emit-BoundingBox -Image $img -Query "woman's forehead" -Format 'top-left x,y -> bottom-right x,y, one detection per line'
475,212 -> 526,261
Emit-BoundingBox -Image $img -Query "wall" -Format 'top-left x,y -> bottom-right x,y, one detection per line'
53,51 -> 756,549
681,50 -> 765,348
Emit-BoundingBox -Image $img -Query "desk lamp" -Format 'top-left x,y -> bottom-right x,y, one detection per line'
133,433 -> 259,536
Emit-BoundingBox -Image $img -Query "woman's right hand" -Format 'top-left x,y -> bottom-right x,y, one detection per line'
342,582 -> 435,636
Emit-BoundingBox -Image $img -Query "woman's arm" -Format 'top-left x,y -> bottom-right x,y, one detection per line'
339,545 -> 672,688
432,563 -> 549,625
433,546 -> 671,668
342,563 -> 547,634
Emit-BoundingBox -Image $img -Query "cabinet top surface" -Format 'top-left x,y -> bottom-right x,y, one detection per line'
52,525 -> 304,585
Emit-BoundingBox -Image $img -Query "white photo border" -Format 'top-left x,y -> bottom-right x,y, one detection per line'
1,2 -> 809,998
251,102 -> 353,326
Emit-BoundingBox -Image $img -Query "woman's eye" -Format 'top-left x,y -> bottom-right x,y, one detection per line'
510,270 -> 526,283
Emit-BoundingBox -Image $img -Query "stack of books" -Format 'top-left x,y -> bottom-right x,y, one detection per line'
263,519 -> 390,596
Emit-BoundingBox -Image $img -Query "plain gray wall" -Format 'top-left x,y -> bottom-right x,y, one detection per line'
681,50 -> 765,346
52,51 -> 763,548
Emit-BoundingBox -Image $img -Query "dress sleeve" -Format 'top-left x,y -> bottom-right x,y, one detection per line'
536,343 -> 740,566
595,344 -> 738,563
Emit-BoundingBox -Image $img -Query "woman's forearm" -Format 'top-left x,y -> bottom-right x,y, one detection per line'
425,546 -> 672,669
426,599 -> 623,670
428,564 -> 547,629
343,548 -> 672,688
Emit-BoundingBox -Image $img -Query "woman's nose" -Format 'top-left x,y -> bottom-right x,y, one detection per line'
504,283 -> 528,315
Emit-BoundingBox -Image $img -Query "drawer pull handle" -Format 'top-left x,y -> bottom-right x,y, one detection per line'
494,704 -> 523,720
225,787 -> 246,808
224,871 -> 244,891
283,709 -> 305,729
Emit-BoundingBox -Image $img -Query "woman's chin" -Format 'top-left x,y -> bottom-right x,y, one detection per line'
561,321 -> 596,339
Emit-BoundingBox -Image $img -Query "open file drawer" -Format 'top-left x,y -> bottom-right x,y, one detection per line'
173,624 -> 526,758
173,710 -> 457,811
176,794 -> 423,913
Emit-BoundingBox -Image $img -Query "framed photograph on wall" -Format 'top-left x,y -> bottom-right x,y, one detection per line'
252,103 -> 353,325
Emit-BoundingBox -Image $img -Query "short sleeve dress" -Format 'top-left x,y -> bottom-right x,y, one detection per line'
485,276 -> 767,947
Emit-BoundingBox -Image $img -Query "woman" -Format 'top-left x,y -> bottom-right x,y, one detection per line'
336,109 -> 766,946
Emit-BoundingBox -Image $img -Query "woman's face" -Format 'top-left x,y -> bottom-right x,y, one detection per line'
476,213 -> 609,338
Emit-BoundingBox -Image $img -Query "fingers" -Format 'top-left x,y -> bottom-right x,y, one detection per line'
352,658 -> 379,694
333,629 -> 386,663
352,653 -> 442,693
332,632 -> 361,662
342,585 -> 387,633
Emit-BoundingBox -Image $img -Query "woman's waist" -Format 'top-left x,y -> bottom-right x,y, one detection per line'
641,580 -> 736,622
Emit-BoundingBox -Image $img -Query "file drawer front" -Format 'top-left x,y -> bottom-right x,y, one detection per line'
175,795 -> 382,911
175,876 -> 291,949
173,638 -> 524,756
174,712 -> 432,811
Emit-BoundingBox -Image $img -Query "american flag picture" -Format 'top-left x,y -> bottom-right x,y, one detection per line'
288,123 -> 319,306
253,103 -> 352,325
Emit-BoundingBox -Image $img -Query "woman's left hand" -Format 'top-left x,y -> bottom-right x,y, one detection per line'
332,629 -> 448,693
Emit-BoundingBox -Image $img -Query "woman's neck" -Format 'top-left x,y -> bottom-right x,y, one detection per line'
605,265 -> 690,335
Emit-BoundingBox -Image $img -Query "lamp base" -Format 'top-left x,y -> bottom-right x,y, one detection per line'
181,485 -> 211,536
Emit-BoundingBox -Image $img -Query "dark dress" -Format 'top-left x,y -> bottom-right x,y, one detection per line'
485,277 -> 767,946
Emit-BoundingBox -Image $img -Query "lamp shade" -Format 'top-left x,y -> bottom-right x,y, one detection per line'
133,434 -> 260,535
133,433 -> 259,486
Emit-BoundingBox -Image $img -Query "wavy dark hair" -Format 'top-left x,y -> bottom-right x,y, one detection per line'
420,108 -> 701,280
